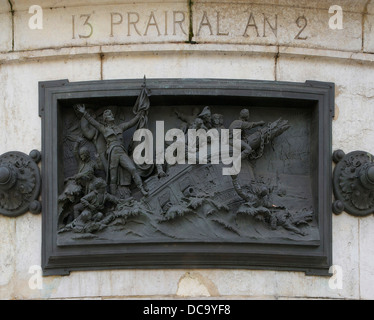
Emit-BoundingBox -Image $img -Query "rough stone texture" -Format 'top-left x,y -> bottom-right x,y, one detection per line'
276,55 -> 374,155
359,217 -> 374,299
192,1 -> 362,52
331,214 -> 360,299
176,272 -> 218,297
13,2 -> 189,51
6,0 -> 367,53
364,16 -> 374,52
363,2 -> 374,53
10,0 -> 186,10
0,11 -> 12,53
0,56 -> 102,299
194,0 -> 370,13
0,0 -> 12,52
0,57 -> 101,154
0,0 -> 10,13
0,217 -> 15,298
13,214 -> 42,299
48,270 -> 182,299
102,51 -> 276,80
0,0 -> 373,300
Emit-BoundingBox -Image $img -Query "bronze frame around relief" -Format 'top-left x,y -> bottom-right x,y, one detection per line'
40,78 -> 334,276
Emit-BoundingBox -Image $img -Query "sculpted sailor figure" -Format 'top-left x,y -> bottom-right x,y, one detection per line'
175,107 -> 201,133
72,138 -> 99,193
74,104 -> 148,197
211,113 -> 225,131
198,106 -> 213,129
229,108 -> 265,159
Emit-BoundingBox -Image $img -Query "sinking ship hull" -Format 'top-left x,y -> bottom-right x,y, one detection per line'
140,117 -> 291,213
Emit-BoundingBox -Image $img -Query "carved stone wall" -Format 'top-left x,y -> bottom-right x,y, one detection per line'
0,0 -> 374,299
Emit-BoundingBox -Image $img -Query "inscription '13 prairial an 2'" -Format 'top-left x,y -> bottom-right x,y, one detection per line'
70,10 -> 313,40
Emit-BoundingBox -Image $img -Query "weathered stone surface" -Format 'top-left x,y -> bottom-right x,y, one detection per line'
0,57 -> 101,153
0,56 -> 102,299
192,1 -> 362,52
12,214 -> 42,299
364,13 -> 374,53
194,261 -> 356,299
10,0 -> 186,10
9,0 -> 366,53
176,272 -> 218,297
0,0 -> 10,13
277,56 -> 374,155
48,270 -> 182,298
102,51 -> 276,80
0,12 -> 13,52
331,214 -> 360,299
359,217 -> 374,299
203,270 -> 278,297
0,217 -> 15,299
0,0 -> 12,52
14,2 -> 189,51
195,0 -> 370,14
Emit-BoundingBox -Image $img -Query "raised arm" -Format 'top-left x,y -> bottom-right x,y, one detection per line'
75,104 -> 105,134
118,111 -> 142,132
253,120 -> 265,127
241,120 -> 265,130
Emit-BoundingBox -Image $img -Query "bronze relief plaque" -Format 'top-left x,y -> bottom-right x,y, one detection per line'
40,78 -> 333,276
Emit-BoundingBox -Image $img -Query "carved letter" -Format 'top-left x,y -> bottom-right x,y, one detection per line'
79,14 -> 93,39
243,13 -> 260,37
197,11 -> 213,36
216,11 -> 229,36
263,14 -> 277,37
173,11 -> 187,35
295,16 -> 308,40
144,11 -> 161,36
164,11 -> 168,35
110,12 -> 123,37
128,12 -> 141,36
329,5 -> 343,30
72,15 -> 76,39
72,14 -> 94,39
28,5 -> 43,30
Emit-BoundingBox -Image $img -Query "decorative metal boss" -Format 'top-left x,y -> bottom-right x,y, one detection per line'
0,150 -> 42,217
332,149 -> 374,217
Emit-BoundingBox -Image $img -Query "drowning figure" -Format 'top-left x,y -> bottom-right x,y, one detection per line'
232,176 -> 312,236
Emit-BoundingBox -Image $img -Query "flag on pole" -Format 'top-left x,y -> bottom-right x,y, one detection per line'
133,75 -> 151,130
